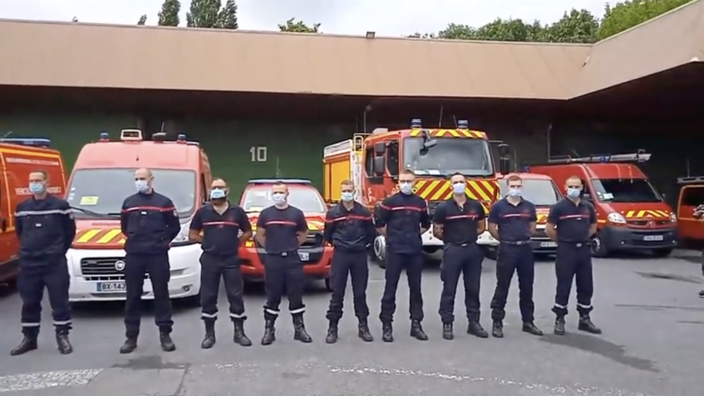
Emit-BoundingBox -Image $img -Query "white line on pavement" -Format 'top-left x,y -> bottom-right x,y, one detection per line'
0,369 -> 103,393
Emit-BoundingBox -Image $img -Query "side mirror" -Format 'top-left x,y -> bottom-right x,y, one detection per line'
499,157 -> 511,174
498,143 -> 510,157
374,142 -> 385,155
373,157 -> 385,175
423,139 -> 437,148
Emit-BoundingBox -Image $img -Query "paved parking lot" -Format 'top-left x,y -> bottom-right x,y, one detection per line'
0,253 -> 702,396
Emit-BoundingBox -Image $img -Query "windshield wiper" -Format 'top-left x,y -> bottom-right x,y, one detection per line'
71,207 -> 121,218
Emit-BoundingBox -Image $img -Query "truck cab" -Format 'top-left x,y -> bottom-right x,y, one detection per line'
529,151 -> 677,257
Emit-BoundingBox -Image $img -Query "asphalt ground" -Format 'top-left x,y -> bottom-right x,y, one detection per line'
0,252 -> 702,396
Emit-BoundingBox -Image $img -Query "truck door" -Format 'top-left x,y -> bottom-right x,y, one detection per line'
677,184 -> 704,240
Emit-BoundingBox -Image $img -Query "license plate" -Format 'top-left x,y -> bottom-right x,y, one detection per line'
298,252 -> 310,261
643,235 -> 664,241
540,241 -> 557,247
96,281 -> 125,292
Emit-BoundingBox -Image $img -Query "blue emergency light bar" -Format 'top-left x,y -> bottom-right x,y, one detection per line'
247,179 -> 312,185
410,118 -> 422,128
0,137 -> 52,147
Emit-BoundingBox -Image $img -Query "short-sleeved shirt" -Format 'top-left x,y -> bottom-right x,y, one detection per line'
256,205 -> 308,254
324,202 -> 376,252
375,193 -> 431,254
488,198 -> 537,242
433,198 -> 485,245
547,198 -> 596,243
190,202 -> 251,256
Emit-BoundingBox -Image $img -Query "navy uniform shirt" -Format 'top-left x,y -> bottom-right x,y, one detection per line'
256,205 -> 308,254
547,198 -> 596,243
14,194 -> 76,265
190,202 -> 251,256
488,198 -> 537,242
120,191 -> 181,255
433,198 -> 485,245
324,201 -> 376,252
376,193 -> 430,254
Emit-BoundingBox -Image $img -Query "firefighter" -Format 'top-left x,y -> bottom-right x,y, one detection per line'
324,179 -> 376,344
545,175 -> 601,335
376,169 -> 431,342
486,174 -> 543,338
256,181 -> 312,345
10,170 -> 76,356
189,178 -> 253,349
119,168 -> 182,354
693,204 -> 704,298
433,172 -> 488,340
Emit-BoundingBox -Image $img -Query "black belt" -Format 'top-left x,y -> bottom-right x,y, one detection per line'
501,240 -> 531,245
447,242 -> 476,247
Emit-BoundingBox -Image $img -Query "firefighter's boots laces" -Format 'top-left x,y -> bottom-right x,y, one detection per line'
492,321 -> 504,338
381,322 -> 394,342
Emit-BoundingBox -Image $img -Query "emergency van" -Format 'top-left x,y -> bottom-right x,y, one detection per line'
0,138 -> 66,283
65,130 -> 209,302
493,172 -> 562,258
675,176 -> 704,243
237,179 -> 333,290
529,151 -> 677,257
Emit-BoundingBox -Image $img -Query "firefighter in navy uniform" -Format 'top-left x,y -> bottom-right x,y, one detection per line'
256,181 -> 313,345
189,178 -> 253,349
119,168 -> 181,354
545,175 -> 602,336
10,170 -> 76,356
324,179 -> 376,344
693,204 -> 704,298
376,169 -> 431,342
433,173 -> 488,340
487,174 -> 543,338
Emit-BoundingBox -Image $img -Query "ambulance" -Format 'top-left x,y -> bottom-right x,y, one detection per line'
65,130 -> 209,302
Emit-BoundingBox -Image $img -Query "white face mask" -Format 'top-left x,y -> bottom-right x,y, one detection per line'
272,192 -> 286,205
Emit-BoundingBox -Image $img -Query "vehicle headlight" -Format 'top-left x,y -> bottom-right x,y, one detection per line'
607,212 -> 627,224
171,223 -> 195,247
669,212 -> 677,223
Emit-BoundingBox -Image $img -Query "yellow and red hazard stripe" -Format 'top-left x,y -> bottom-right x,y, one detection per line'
408,128 -> 486,139
413,179 -> 498,212
536,211 -> 549,224
622,210 -> 670,219
73,228 -> 126,245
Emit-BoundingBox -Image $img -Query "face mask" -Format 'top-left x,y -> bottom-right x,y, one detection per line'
341,192 -> 354,202
28,182 -> 44,194
210,188 -> 227,200
399,182 -> 413,195
272,193 -> 286,205
135,180 -> 149,193
452,182 -> 465,195
508,188 -> 522,197
566,187 -> 581,198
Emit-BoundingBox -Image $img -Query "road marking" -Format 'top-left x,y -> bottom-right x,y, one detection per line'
0,369 -> 102,393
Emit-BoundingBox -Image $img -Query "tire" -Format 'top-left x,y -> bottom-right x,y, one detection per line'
590,232 -> 609,258
651,248 -> 674,258
372,236 -> 387,269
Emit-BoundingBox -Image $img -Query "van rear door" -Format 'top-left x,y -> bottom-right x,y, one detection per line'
677,184 -> 704,240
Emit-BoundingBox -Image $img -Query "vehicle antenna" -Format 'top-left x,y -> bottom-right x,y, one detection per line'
437,105 -> 444,127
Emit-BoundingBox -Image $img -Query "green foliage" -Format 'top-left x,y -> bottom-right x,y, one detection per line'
216,0 -> 239,29
158,0 -> 180,27
597,0 -> 693,40
186,0 -> 221,28
137,15 -> 147,25
544,9 -> 600,43
278,18 -> 321,33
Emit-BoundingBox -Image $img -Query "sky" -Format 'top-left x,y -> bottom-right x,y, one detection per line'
0,0 -> 608,36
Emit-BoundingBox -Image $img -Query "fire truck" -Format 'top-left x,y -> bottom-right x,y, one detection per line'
322,118 -> 510,265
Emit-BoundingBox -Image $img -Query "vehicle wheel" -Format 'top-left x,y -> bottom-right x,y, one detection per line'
324,278 -> 333,291
484,246 -> 498,261
590,233 -> 609,258
373,236 -> 387,269
651,248 -> 674,258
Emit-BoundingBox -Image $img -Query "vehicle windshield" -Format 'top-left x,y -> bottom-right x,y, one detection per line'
591,178 -> 662,203
241,187 -> 327,213
66,168 -> 197,219
499,178 -> 561,205
403,137 -> 493,177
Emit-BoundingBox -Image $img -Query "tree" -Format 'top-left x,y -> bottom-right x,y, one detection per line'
137,15 -> 147,25
544,9 -> 599,43
437,23 -> 477,40
278,18 -> 321,33
597,0 -> 693,40
158,0 -> 180,26
216,0 -> 238,29
187,0 -> 221,28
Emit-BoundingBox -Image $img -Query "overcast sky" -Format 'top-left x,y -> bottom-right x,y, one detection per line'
0,0 -> 607,36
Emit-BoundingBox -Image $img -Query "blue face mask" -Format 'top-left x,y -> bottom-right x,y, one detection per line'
135,180 -> 149,193
452,182 -> 465,195
272,192 -> 286,205
210,188 -> 227,200
566,187 -> 581,198
341,192 -> 354,202
29,182 -> 44,194
399,182 -> 413,195
508,187 -> 522,197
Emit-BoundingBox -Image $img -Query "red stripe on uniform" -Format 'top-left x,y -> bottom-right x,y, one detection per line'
121,206 -> 175,213
265,220 -> 298,226
203,221 -> 239,227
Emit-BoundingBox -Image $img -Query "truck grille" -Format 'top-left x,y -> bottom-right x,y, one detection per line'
628,220 -> 670,226
301,232 -> 324,248
80,257 -> 148,281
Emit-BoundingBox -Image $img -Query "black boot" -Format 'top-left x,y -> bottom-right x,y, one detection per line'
467,321 -> 489,338
325,320 -> 339,344
381,322 -> 394,342
522,321 -> 543,336
357,318 -> 373,342
554,316 -> 566,335
293,314 -> 312,343
261,319 -> 276,346
233,320 -> 252,347
160,331 -> 176,352
10,335 -> 37,356
201,321 -> 216,349
55,328 -> 73,355
578,315 -> 602,334
491,321 -> 504,338
442,323 -> 453,340
410,320 -> 428,340
119,337 -> 138,354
